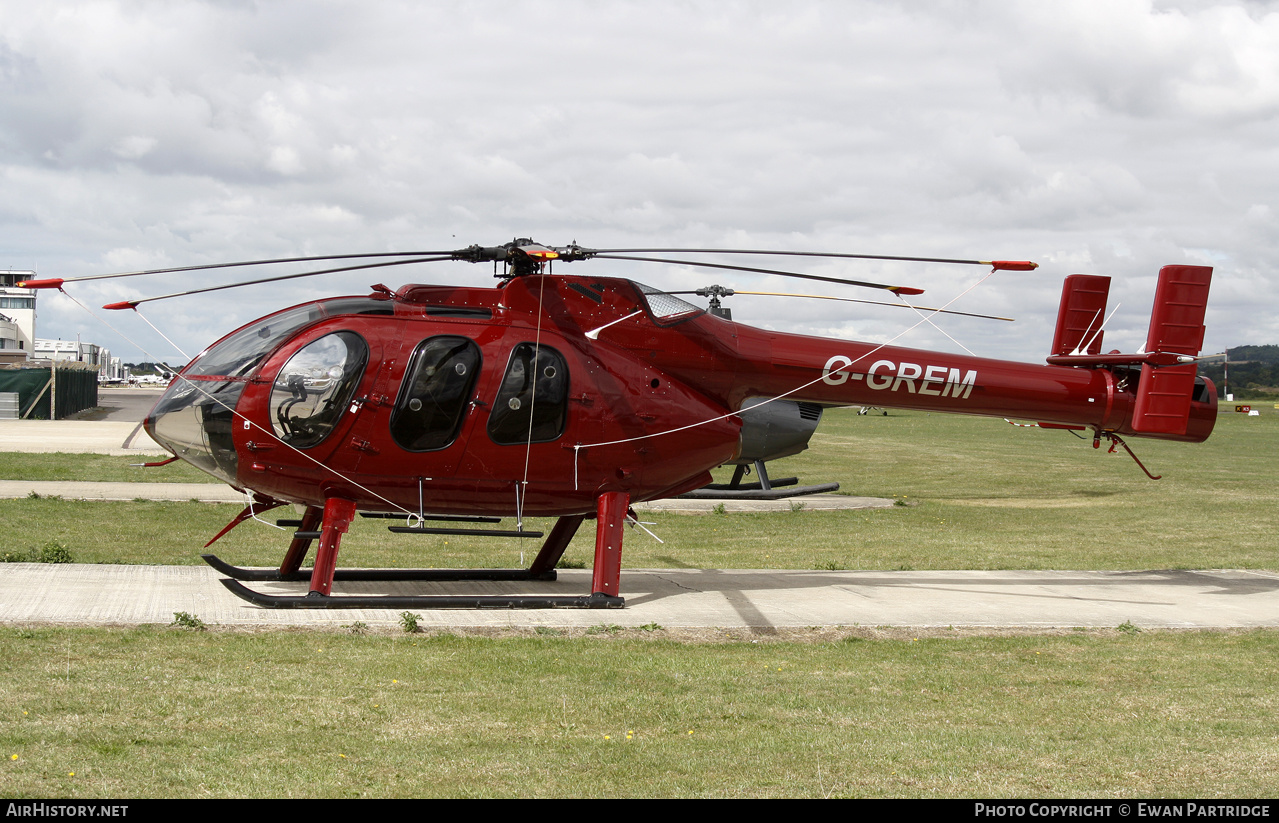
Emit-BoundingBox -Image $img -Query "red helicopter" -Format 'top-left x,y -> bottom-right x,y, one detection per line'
21,241 -> 1216,609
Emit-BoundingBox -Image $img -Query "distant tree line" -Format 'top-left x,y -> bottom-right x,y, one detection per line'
1198,345 -> 1279,400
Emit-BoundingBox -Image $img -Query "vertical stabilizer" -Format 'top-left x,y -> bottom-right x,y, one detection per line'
1051,275 -> 1111,356
1131,265 -> 1213,435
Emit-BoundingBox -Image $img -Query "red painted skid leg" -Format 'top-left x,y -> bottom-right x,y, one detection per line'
529,514 -> 585,576
279,505 -> 323,575
203,497 -> 284,549
591,491 -> 629,598
309,498 -> 357,597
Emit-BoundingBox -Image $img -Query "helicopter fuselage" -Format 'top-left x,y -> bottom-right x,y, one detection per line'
144,272 -> 1216,519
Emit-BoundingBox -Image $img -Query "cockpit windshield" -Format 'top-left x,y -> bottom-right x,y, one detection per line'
185,297 -> 390,381
187,304 -> 325,381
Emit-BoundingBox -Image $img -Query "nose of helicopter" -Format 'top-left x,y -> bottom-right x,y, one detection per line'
142,301 -> 334,485
145,379 -> 245,486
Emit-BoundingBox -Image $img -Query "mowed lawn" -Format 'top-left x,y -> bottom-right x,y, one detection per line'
2,627 -> 1278,798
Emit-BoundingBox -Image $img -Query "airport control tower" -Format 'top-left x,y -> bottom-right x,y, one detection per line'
0,271 -> 37,365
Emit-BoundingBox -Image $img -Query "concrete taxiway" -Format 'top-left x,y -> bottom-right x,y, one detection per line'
2,564 -> 1276,630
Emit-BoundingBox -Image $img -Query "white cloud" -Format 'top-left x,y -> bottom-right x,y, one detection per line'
111,135 -> 158,159
0,0 -> 1271,366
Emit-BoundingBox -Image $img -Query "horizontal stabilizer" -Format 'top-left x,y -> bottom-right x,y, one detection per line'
1045,351 -> 1192,368
1050,274 -> 1111,357
1131,265 -> 1213,435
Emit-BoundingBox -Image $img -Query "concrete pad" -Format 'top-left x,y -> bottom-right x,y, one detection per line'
0,420 -> 167,455
1,564 -> 1276,630
0,479 -> 243,503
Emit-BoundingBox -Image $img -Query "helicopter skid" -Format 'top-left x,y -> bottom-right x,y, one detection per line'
217,578 -> 624,609
679,482 -> 839,500
201,553 -> 558,583
206,495 -> 629,609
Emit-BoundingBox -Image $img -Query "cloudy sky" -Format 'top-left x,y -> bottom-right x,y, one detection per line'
2,0 -> 1275,366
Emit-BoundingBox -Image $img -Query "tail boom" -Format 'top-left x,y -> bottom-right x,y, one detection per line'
712,265 -> 1216,443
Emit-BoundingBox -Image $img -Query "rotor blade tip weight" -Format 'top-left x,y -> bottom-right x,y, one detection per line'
16,278 -> 64,290
988,260 -> 1039,272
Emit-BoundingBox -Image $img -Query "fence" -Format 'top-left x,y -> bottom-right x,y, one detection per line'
0,363 -> 99,419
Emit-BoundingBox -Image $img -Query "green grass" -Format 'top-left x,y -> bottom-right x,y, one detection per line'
2,627 -> 1277,798
1,452 -> 219,484
1,408 -> 1274,571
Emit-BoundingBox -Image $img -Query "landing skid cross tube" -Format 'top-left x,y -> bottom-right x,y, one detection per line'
212,494 -> 630,609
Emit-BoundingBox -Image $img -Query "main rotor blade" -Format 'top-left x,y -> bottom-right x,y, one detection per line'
103,256 -> 451,309
20,251 -> 460,290
699,290 -> 1015,321
589,254 -> 925,295
584,248 -> 1037,271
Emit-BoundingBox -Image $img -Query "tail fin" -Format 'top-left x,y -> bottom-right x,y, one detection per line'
1130,265 -> 1213,435
1045,265 -> 1215,441
1050,274 -> 1111,356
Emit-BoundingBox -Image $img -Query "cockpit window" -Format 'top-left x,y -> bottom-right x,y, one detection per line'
633,282 -> 703,323
390,336 -> 482,452
188,304 -> 325,380
270,331 -> 369,448
487,343 -> 569,445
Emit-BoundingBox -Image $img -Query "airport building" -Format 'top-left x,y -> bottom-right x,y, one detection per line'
0,270 -> 36,365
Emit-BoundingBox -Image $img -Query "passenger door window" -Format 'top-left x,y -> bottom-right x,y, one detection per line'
390,336 -> 481,452
487,343 -> 569,445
